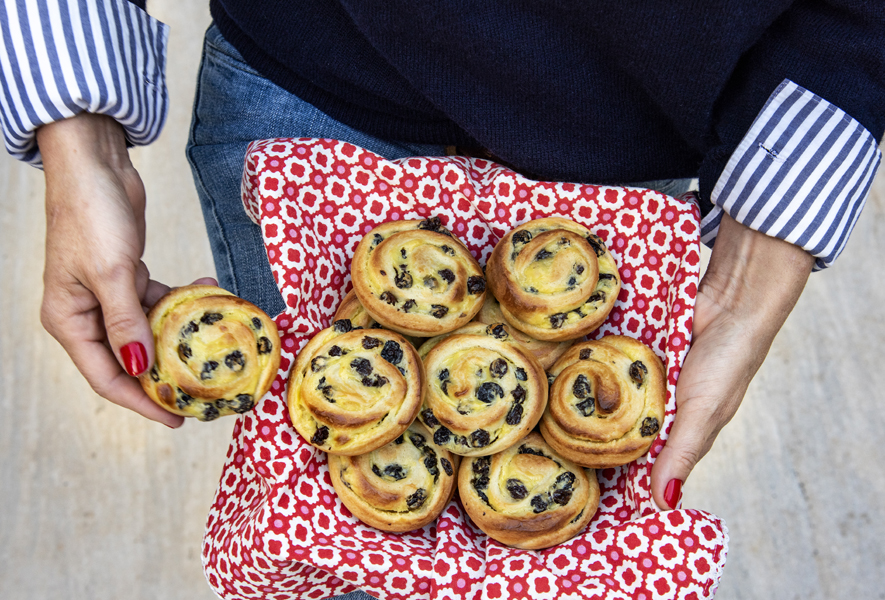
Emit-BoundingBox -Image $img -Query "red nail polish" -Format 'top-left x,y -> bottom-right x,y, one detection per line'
664,479 -> 683,509
120,341 -> 148,376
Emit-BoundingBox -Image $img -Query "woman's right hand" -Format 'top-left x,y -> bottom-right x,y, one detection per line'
38,113 -> 202,428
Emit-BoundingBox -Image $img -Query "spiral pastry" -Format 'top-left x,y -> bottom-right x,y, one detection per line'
351,217 -> 486,337
539,336 -> 666,468
138,285 -> 280,421
328,421 -> 459,532
416,323 -> 547,457
458,432 -> 599,549
333,289 -> 424,349
486,217 -> 620,341
288,320 -> 424,455
473,291 -> 573,369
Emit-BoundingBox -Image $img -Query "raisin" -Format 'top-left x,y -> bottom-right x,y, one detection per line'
201,312 -> 223,325
433,426 -> 452,445
384,464 -> 407,480
531,495 -> 549,513
225,351 -> 245,371
394,266 -> 413,289
181,321 -> 199,337
640,417 -> 660,437
406,488 -> 427,509
234,394 -> 254,413
362,336 -> 381,349
402,299 -> 416,312
200,360 -> 219,380
558,237 -> 570,246
599,273 -> 616,281
476,382 -> 504,403
332,319 -> 353,333
515,367 -> 527,381
506,479 -> 529,500
401,248 -> 407,259
310,356 -> 328,372
511,385 -> 526,403
438,368 -> 450,381
505,403 -> 523,425
470,429 -> 491,447
527,286 -> 539,294
380,291 -> 397,305
202,404 -> 220,422
380,340 -> 403,364
320,383 -> 335,398
467,276 -> 486,294
549,313 -> 567,329
573,308 -> 585,318
328,345 -> 343,357
576,398 -> 596,417
178,343 -> 192,362
361,375 -> 388,388
575,264 -> 585,275
535,249 -> 553,261
409,432 -> 426,448
579,348 -> 593,360
473,456 -> 491,476
555,471 -> 577,489
441,245 -> 455,256
430,305 -> 449,319
552,489 -> 573,505
476,490 -> 491,505
371,464 -> 383,478
441,458 -> 453,476
512,230 -> 532,245
486,324 -> 507,339
518,445 -> 546,457
490,358 -> 508,378
572,374 -> 591,399
586,234 -> 606,257
588,291 -> 606,303
567,276 -> 577,288
372,233 -> 384,245
423,453 -> 439,477
349,358 -> 372,376
423,277 -> 438,289
418,216 -> 444,232
251,317 -> 262,330
457,435 -> 470,447
395,435 -> 405,444
175,388 -> 193,409
438,269 -> 455,284
630,361 -> 648,387
149,366 -> 160,382
421,409 -> 439,428
257,337 -> 272,354
473,474 -> 490,491
311,425 -> 330,446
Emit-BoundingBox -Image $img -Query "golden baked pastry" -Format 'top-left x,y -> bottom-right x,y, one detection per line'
416,322 -> 547,457
333,289 -> 424,349
139,285 -> 280,421
351,217 -> 486,337
486,217 -> 620,341
539,336 -> 666,468
328,421 -> 459,532
458,432 -> 599,549
473,291 -> 573,369
288,320 -> 424,455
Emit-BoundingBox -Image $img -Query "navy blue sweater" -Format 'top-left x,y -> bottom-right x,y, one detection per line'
210,0 -> 885,215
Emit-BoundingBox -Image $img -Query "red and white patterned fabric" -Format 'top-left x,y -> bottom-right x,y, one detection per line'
202,138 -> 728,600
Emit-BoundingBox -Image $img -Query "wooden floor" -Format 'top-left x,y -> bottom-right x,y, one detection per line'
1,3 -> 883,598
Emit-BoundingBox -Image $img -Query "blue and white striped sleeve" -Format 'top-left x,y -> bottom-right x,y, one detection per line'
0,0 -> 168,167
700,79 -> 883,271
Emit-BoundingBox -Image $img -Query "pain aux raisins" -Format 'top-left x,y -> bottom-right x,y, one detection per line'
490,358 -> 508,378
469,429 -> 491,448
640,417 -> 660,437
225,350 -> 245,371
430,305 -> 449,319
380,340 -> 403,364
311,425 -> 330,446
421,409 -> 440,428
440,457 -> 454,476
394,266 -> 413,289
506,478 -> 529,500
332,319 -> 353,333
406,488 -> 428,510
630,361 -> 648,387
200,360 -> 219,380
200,312 -> 223,325
257,337 -> 272,354
476,382 -> 504,403
466,276 -> 486,294
362,336 -> 381,349
549,313 -> 568,329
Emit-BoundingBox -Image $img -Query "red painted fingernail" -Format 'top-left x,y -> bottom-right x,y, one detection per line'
120,341 -> 148,376
664,478 -> 683,509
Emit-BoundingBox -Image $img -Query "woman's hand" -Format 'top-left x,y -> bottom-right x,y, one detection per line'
650,213 -> 814,509
38,113 -> 212,428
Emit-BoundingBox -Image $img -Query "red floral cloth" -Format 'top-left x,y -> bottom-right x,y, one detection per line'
201,138 -> 728,600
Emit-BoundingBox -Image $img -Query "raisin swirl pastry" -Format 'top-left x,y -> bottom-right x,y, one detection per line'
458,432 -> 599,549
539,336 -> 666,468
328,422 -> 459,532
139,285 -> 280,421
486,217 -> 620,341
473,291 -> 573,369
416,323 -> 547,457
288,320 -> 424,455
351,217 -> 487,337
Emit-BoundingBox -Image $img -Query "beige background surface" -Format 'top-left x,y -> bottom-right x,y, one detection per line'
1,3 -> 884,599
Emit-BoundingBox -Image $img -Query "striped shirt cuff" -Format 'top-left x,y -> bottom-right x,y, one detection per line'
700,79 -> 882,270
0,0 -> 169,167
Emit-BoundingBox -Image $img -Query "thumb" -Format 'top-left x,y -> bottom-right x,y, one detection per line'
650,400 -> 720,511
94,262 -> 155,377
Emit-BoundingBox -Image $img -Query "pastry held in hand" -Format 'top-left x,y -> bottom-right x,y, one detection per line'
486,217 -> 620,341
458,432 -> 599,550
417,322 -> 547,457
139,285 -> 280,421
540,336 -> 665,468
288,320 -> 424,455
351,217 -> 486,337
473,292 -> 573,369
329,422 -> 459,532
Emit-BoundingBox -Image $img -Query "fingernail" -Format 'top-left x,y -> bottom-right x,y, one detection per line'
664,478 -> 683,509
120,341 -> 148,376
